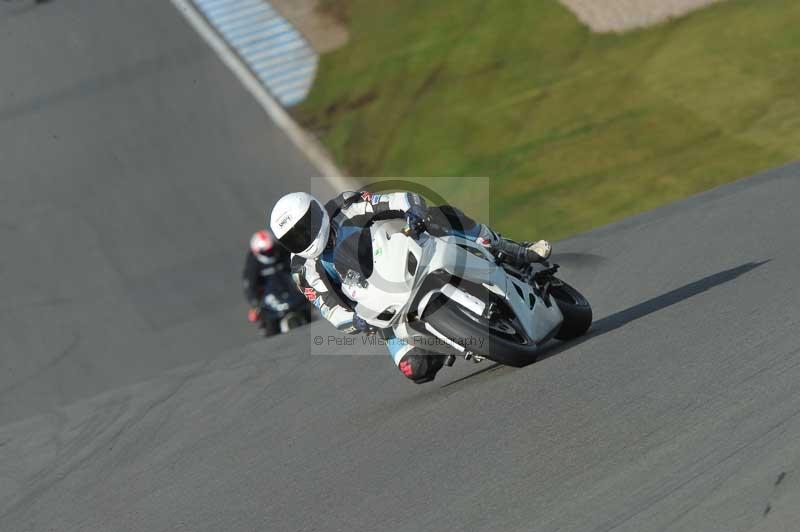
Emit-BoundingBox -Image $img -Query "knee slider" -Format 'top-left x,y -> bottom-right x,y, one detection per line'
398,352 -> 445,384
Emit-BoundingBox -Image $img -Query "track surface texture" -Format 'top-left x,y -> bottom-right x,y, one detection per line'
0,0 -> 328,425
2,2 -> 800,532
4,165 -> 800,532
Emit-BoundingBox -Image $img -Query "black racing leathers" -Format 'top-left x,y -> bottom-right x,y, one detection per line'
242,244 -> 291,308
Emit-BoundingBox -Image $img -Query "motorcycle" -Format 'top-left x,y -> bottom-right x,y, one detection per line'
342,219 -> 592,367
258,273 -> 312,336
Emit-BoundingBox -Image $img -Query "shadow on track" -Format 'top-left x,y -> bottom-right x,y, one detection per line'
443,260 -> 770,388
0,0 -> 51,16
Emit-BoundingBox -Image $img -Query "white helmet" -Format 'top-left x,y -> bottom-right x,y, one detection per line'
270,192 -> 330,259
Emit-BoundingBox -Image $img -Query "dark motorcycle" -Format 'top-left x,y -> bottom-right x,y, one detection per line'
258,274 -> 313,336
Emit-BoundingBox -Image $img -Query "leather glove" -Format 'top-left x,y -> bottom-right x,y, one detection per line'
352,314 -> 377,335
526,240 -> 552,261
404,204 -> 428,239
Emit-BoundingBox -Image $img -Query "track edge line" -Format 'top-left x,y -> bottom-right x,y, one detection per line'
169,0 -> 358,193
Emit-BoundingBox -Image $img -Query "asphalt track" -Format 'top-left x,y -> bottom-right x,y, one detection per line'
2,2 -> 800,532
0,0 -> 330,425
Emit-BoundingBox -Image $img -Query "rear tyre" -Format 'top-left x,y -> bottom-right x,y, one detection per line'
422,297 -> 539,367
550,281 -> 592,340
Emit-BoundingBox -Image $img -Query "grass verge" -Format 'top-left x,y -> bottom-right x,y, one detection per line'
296,0 -> 800,241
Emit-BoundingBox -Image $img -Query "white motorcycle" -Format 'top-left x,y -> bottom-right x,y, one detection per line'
342,218 -> 592,367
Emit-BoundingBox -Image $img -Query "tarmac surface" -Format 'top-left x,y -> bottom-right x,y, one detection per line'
0,0 -> 328,425
1,1 -> 799,531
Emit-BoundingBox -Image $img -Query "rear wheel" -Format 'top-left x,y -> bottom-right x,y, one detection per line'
549,281 -> 592,340
422,296 -> 539,367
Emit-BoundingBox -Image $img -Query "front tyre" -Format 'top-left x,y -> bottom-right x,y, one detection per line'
549,281 -> 592,340
282,311 -> 311,331
422,297 -> 539,367
260,317 -> 280,337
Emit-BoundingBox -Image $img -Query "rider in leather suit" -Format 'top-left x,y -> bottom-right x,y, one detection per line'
242,229 -> 291,334
270,191 -> 551,383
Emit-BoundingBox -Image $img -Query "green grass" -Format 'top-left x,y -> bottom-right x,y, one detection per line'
295,0 -> 800,241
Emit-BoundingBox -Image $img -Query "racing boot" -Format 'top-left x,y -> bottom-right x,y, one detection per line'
474,225 -> 551,266
397,351 -> 447,384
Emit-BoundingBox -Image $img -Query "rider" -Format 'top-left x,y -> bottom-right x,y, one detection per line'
242,229 -> 291,331
269,191 -> 552,384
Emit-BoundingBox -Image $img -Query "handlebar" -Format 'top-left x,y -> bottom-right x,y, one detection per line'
402,217 -> 444,239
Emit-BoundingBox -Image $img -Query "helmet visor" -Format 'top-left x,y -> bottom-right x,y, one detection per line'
277,201 -> 324,253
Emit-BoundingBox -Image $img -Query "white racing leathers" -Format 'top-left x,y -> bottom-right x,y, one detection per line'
290,190 -> 425,333
290,190 -> 490,380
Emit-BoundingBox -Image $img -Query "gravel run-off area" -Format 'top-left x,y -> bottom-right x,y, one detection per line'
558,0 -> 727,32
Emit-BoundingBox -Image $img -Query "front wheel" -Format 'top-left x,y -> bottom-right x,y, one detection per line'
549,281 -> 592,340
282,310 -> 311,331
421,297 -> 539,367
260,317 -> 280,337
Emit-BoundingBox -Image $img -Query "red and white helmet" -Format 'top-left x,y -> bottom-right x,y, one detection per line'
250,230 -> 275,264
270,192 -> 329,259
